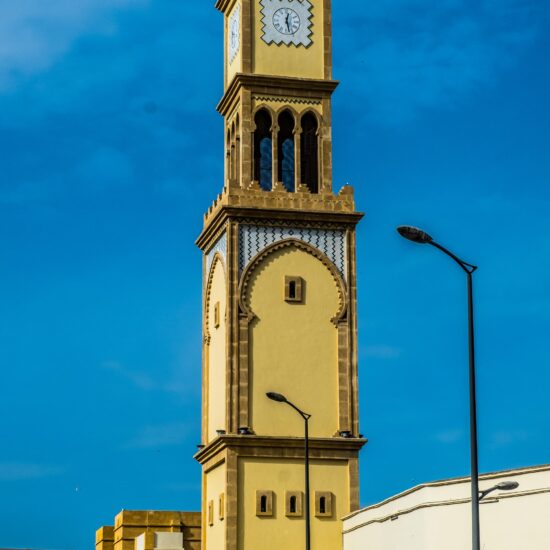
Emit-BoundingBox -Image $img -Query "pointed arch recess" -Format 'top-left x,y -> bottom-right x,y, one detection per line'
238,238 -> 348,326
204,252 -> 227,345
235,238 -> 354,434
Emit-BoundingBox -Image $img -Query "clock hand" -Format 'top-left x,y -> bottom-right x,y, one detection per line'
285,12 -> 291,32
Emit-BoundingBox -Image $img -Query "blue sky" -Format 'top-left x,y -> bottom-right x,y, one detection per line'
0,1 -> 549,548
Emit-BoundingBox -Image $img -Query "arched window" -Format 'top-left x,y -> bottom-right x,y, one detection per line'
230,122 -> 236,181
278,110 -> 295,192
300,112 -> 319,193
235,115 -> 241,183
254,109 -> 273,191
226,129 -> 231,182
290,495 -> 297,514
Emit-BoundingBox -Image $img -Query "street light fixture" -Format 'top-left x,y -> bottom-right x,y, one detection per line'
397,225 -> 481,550
479,481 -> 520,501
266,392 -> 311,550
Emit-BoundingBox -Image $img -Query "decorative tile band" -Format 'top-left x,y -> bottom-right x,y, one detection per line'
206,231 -> 227,276
252,95 -> 322,106
238,224 -> 346,280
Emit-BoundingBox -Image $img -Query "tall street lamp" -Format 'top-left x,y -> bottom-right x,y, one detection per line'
266,392 -> 311,550
479,480 -> 519,501
396,225 -> 481,550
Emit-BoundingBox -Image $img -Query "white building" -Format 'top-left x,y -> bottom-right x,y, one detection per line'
343,464 -> 550,550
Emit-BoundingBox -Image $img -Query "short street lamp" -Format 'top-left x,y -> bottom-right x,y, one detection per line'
479,481 -> 519,501
397,225 -> 482,550
266,392 -> 311,550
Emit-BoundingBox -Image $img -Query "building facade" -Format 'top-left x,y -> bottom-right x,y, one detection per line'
96,1 -> 365,549
343,464 -> 550,550
194,0 -> 365,549
96,511 -> 201,550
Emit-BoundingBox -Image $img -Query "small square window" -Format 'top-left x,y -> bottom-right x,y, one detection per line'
219,493 -> 225,521
285,491 -> 303,517
284,276 -> 303,303
315,492 -> 333,518
208,500 -> 214,526
214,302 -> 221,328
256,490 -> 274,517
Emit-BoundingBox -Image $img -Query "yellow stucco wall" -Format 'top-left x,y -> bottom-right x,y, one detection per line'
246,246 -> 340,438
226,1 -> 242,85
238,457 -> 349,550
207,258 -> 227,442
205,461 -> 227,550
252,0 -> 325,79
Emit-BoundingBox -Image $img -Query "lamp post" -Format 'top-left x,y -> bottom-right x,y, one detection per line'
479,480 -> 519,501
396,225 -> 481,550
266,392 -> 311,550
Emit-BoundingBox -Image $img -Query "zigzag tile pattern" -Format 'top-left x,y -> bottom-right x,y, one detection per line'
239,224 -> 346,280
252,95 -> 322,106
206,231 -> 227,276
260,0 -> 314,47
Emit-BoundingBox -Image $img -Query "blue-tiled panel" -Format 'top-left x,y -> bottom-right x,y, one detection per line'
206,231 -> 227,276
238,224 -> 346,280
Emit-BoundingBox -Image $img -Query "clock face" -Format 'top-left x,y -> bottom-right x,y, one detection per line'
273,8 -> 300,35
260,0 -> 313,47
228,4 -> 240,63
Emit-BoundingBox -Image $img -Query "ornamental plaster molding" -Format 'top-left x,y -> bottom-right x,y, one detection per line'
238,238 -> 347,326
252,95 -> 322,106
204,252 -> 227,345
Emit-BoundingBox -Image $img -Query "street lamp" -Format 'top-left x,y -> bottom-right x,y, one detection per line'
479,480 -> 519,501
266,392 -> 311,550
397,225 -> 481,550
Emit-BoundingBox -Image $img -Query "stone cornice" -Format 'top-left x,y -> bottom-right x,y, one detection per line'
196,203 -> 364,251
194,434 -> 367,465
215,0 -> 238,14
218,73 -> 339,116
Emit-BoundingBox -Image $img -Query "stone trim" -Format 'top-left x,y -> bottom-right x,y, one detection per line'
348,229 -> 360,436
225,448 -> 238,550
256,490 -> 274,517
196,206 -> 363,250
315,491 -> 333,517
227,221 -> 240,434
349,456 -> 360,512
218,74 -> 338,116
252,95 -> 322,106
194,435 -> 367,465
202,253 -> 227,444
285,491 -> 304,517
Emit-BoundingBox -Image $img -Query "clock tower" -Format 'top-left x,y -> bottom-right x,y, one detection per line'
194,1 -> 365,549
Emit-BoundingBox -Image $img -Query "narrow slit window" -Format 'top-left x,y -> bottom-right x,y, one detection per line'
208,500 -> 214,526
285,491 -> 303,517
290,496 -> 297,514
289,280 -> 296,300
214,301 -> 220,329
284,276 -> 303,303
219,493 -> 225,521
315,492 -> 333,518
256,490 -> 274,517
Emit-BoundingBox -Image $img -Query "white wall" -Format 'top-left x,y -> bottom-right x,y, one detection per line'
343,465 -> 550,550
